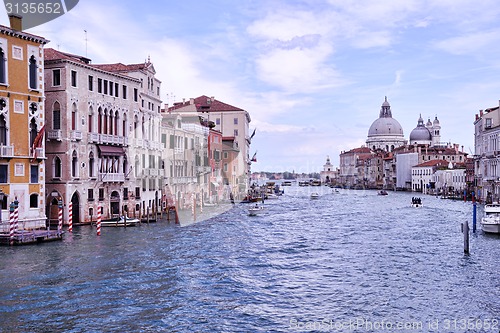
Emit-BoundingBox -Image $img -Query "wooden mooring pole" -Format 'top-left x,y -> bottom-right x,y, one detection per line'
461,221 -> 470,255
472,200 -> 477,233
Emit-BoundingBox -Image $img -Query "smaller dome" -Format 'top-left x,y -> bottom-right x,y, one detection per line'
433,116 -> 440,125
409,127 -> 432,141
426,118 -> 432,127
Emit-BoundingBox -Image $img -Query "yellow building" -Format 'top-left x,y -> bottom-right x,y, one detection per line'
0,15 -> 49,230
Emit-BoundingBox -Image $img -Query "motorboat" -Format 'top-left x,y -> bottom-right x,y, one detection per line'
378,190 -> 388,196
411,198 -> 423,207
282,181 -> 292,186
310,193 -> 320,199
248,204 -> 264,216
99,216 -> 140,227
481,204 -> 500,234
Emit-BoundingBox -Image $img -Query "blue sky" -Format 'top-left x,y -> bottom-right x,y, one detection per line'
3,0 -> 500,173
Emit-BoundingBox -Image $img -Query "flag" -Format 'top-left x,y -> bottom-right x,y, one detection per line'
32,124 -> 45,160
251,151 -> 257,162
250,128 -> 256,140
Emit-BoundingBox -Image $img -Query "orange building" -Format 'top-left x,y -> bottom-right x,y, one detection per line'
0,15 -> 49,230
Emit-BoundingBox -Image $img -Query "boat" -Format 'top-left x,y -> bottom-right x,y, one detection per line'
378,190 -> 388,196
99,216 -> 140,227
411,197 -> 423,208
310,193 -> 320,199
481,204 -> 500,234
282,181 -> 292,186
248,204 -> 264,216
310,180 -> 321,186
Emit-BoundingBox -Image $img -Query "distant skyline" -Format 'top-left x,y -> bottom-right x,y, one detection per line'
4,1 -> 500,172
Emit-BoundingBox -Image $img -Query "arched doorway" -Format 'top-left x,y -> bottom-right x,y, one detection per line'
71,192 -> 80,225
110,191 -> 120,217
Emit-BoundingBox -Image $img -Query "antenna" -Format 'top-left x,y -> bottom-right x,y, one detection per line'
84,30 -> 88,57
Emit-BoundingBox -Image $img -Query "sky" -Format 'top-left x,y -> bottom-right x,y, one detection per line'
3,0 -> 500,173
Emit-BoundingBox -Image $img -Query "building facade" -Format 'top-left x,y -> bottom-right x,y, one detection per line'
0,15 -> 49,231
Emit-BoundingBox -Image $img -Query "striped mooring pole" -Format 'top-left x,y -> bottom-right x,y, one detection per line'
13,199 -> 19,234
58,200 -> 63,234
96,206 -> 101,236
9,202 -> 15,245
68,201 -> 73,233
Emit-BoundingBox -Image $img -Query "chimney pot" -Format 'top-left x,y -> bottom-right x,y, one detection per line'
9,14 -> 22,31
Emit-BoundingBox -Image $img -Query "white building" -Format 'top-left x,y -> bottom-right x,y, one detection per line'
396,152 -> 419,190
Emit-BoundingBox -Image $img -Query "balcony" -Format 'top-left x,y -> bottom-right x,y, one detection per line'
0,145 -> 14,158
88,132 -> 127,146
30,147 -> 45,159
168,176 -> 197,185
99,173 -> 125,182
70,130 -> 83,141
47,130 -> 62,141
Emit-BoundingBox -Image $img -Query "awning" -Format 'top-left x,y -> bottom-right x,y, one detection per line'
98,145 -> 125,157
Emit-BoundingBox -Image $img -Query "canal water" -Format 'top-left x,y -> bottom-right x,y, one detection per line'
0,187 -> 498,333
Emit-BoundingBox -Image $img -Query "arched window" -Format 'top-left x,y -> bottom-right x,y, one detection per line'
89,151 -> 95,177
142,116 -> 145,139
134,115 -> 139,138
123,155 -> 128,174
54,156 -> 62,178
98,107 -> 102,134
72,151 -> 78,177
88,106 -> 93,132
114,111 -> 119,135
122,113 -> 127,137
71,103 -> 77,130
29,118 -> 37,147
0,48 -> 6,84
30,193 -> 38,208
53,101 -> 61,130
108,109 -> 113,135
103,109 -> 108,134
29,55 -> 37,89
0,115 -> 6,145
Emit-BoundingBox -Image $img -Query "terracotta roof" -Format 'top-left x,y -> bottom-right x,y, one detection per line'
0,24 -> 49,44
44,48 -> 92,64
415,160 -> 449,168
169,95 -> 245,113
92,63 -> 149,72
343,147 -> 371,154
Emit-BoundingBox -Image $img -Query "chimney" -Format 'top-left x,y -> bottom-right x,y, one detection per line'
211,96 -> 215,102
9,14 -> 22,31
190,98 -> 194,104
480,110 -> 483,116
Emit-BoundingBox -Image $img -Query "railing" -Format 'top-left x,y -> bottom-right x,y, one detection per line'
99,173 -> 125,182
30,147 -> 44,159
70,130 -> 83,141
168,176 -> 197,185
88,132 -> 127,145
0,145 -> 14,158
47,130 -> 62,141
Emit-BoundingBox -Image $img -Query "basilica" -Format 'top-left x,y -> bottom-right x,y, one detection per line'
336,97 -> 469,192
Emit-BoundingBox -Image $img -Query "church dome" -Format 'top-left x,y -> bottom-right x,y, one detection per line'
410,115 -> 432,143
368,118 -> 404,137
367,97 -> 404,138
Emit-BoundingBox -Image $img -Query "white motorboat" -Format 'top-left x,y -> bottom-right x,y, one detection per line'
100,216 -> 140,227
411,203 -> 423,208
310,193 -> 320,199
248,205 -> 264,216
481,204 -> 500,234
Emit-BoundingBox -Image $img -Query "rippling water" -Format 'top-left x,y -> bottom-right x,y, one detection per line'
0,187 -> 499,333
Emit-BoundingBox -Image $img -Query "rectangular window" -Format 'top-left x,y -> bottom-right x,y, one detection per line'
52,69 -> 61,86
103,80 -> 108,94
98,188 -> 104,201
223,152 -> 228,159
12,45 -> 22,60
14,163 -> 24,176
122,85 -> 127,99
53,110 -> 61,130
88,189 -> 94,201
0,165 -> 7,183
135,187 -> 140,199
123,187 -> 128,200
224,163 -> 228,172
115,83 -> 119,97
134,88 -> 138,102
234,118 -> 238,125
97,78 -> 102,93
88,75 -> 93,91
161,134 -> 166,147
30,165 -> 38,183
234,129 -> 238,136
216,118 -> 220,125
71,70 -> 77,87
109,81 -> 113,96
14,100 -> 23,114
